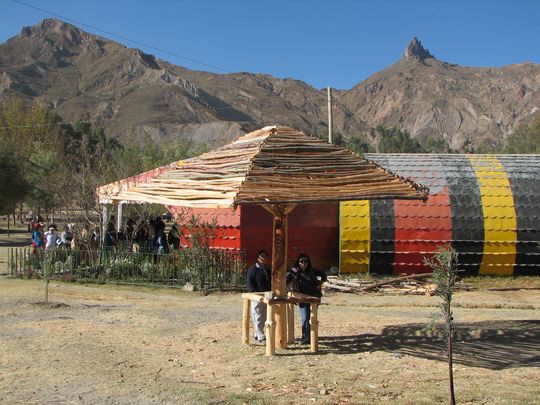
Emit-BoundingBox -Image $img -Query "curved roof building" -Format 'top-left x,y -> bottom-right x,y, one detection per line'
340,154 -> 540,276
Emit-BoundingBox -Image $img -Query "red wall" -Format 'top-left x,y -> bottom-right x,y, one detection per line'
168,206 -> 241,249
240,204 -> 339,271
168,204 -> 339,272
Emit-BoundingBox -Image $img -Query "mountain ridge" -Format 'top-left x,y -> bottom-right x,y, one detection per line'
1,18 -> 539,152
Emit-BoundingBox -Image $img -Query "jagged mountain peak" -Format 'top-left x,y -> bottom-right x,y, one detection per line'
403,37 -> 435,62
20,18 -> 98,47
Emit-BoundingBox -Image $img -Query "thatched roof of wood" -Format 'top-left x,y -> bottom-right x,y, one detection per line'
98,126 -> 428,208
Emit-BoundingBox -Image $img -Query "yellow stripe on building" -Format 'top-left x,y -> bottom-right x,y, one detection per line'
469,155 -> 517,275
340,201 -> 370,273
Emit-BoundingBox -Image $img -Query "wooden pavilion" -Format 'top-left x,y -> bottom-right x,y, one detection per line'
98,125 -> 428,354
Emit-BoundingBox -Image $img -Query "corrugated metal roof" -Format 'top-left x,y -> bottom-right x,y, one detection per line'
98,126 -> 428,208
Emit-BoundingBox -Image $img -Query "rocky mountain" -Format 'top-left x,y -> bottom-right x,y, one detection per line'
1,19 -> 539,151
339,37 -> 540,151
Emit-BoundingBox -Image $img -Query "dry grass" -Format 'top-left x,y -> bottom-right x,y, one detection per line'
0,278 -> 539,404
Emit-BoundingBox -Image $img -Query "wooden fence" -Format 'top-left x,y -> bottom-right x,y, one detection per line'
7,247 -> 247,292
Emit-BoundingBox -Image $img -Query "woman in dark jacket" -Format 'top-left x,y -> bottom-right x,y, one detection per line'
286,253 -> 327,344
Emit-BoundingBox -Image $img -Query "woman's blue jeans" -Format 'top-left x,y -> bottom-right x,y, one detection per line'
299,303 -> 310,342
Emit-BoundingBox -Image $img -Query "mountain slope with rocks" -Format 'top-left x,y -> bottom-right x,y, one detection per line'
339,37 -> 540,151
1,19 -> 538,151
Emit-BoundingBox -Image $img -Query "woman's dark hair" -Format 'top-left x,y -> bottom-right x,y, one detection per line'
294,253 -> 311,269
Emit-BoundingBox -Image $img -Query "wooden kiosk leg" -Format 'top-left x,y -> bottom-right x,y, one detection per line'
242,297 -> 250,345
287,302 -> 295,344
310,303 -> 319,353
265,303 -> 276,356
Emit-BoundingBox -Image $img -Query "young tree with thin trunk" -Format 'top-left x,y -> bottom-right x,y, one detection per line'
424,244 -> 458,405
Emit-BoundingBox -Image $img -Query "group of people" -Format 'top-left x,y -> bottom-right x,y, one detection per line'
29,214 -> 184,255
31,222 -> 74,253
104,217 -> 182,255
246,250 -> 327,345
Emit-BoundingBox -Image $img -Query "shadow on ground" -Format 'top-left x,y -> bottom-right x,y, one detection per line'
318,320 -> 540,370
0,227 -> 30,247
0,240 -> 29,247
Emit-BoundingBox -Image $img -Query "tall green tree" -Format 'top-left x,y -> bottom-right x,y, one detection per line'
0,98 -> 63,213
109,134 -> 206,183
501,115 -> 540,154
0,97 -> 207,228
422,135 -> 453,153
346,137 -> 374,154
326,130 -> 374,155
377,126 -> 426,153
0,144 -> 30,215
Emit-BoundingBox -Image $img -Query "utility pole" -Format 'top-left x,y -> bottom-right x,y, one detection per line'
327,87 -> 333,143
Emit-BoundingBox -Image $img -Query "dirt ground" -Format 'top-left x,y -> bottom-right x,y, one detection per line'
0,222 -> 539,404
0,279 -> 538,405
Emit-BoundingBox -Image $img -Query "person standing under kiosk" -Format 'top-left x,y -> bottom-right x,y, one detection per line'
287,253 -> 327,344
246,250 -> 271,344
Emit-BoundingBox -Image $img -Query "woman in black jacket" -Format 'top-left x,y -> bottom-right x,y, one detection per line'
286,253 -> 327,344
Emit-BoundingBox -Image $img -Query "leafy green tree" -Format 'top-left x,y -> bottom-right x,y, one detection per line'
24,141 -> 65,211
0,144 -> 30,215
111,135 -> 206,181
501,115 -> 540,153
422,136 -> 453,153
53,122 -> 122,224
0,97 -> 207,230
326,130 -> 374,155
377,126 -> 426,153
0,98 -> 63,214
346,137 -> 374,154
332,131 -> 344,146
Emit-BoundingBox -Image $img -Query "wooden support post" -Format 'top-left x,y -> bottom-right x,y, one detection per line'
287,302 -> 295,344
117,202 -> 123,233
242,297 -> 250,345
327,87 -> 333,144
101,204 -> 109,245
265,302 -> 276,356
271,204 -> 288,349
310,303 -> 319,353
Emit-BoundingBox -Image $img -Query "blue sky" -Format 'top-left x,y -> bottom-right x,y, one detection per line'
2,0 -> 539,90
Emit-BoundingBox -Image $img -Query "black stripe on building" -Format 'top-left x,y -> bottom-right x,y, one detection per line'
500,156 -> 540,276
369,199 -> 395,275
443,157 -> 484,276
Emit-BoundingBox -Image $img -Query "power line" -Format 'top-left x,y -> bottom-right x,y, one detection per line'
10,0 -> 234,74
5,1 -> 326,127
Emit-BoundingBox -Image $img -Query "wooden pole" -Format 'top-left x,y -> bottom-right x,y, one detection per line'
271,204 -> 288,349
310,303 -> 319,352
265,303 -> 276,356
117,202 -> 123,233
259,203 -> 296,353
101,204 -> 109,245
327,87 -> 333,144
242,297 -> 250,345
287,302 -> 295,344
